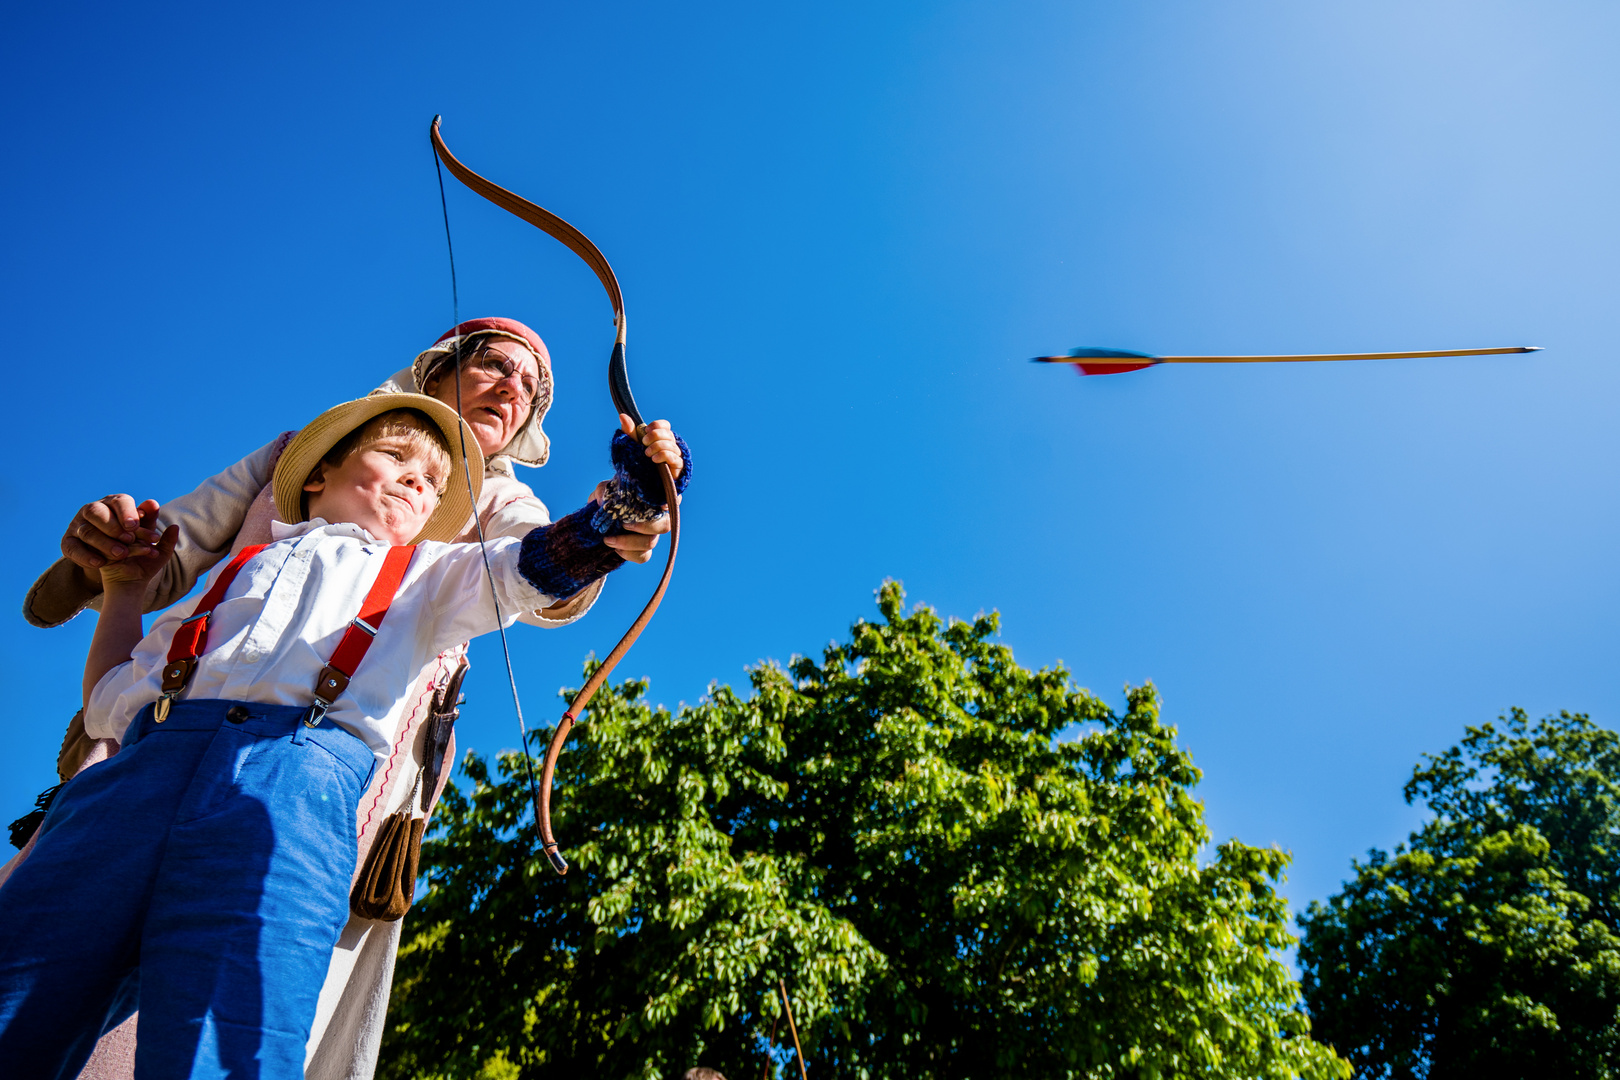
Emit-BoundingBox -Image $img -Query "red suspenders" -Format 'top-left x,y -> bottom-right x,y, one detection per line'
153,543 -> 419,729
156,544 -> 267,722
306,544 -> 417,728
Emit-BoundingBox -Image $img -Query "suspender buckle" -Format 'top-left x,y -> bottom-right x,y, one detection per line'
306,665 -> 351,728
160,658 -> 196,696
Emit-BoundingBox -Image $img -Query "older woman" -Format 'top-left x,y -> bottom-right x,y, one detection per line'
16,316 -> 687,1079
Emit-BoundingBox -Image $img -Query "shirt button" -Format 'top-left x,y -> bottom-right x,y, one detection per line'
241,648 -> 262,663
226,705 -> 249,724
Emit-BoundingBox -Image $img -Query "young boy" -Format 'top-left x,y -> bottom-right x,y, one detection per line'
0,392 -> 688,1078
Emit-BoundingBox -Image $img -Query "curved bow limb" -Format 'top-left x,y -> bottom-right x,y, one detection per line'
430,115 -> 681,875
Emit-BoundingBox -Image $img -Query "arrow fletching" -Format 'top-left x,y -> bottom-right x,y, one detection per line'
1033,345 -> 1541,376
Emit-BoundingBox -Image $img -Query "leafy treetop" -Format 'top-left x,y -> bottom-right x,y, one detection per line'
384,581 -> 1350,1080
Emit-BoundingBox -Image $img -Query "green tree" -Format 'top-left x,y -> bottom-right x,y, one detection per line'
383,583 -> 1349,1080
1298,710 -> 1620,1078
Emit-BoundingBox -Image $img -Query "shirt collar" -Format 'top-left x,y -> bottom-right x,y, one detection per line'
270,518 -> 384,544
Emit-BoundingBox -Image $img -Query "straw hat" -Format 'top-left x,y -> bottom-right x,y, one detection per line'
272,393 -> 484,544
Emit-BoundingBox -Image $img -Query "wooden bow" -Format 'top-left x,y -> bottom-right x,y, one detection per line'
430,116 -> 681,875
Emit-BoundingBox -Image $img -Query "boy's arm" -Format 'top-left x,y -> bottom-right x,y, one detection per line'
420,424 -> 692,654
416,510 -> 621,655
83,582 -> 151,708
82,506 -> 178,706
476,476 -> 605,629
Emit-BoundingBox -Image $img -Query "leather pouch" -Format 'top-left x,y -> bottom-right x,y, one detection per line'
349,806 -> 425,920
348,659 -> 467,920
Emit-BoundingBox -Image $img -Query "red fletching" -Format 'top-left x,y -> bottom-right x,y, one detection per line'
1071,359 -> 1156,376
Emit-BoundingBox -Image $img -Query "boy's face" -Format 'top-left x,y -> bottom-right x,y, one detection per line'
303,428 -> 446,545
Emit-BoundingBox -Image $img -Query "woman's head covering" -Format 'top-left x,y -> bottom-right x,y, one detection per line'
375,317 -> 554,475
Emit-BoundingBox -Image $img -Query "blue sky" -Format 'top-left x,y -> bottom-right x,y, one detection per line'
5,1 -> 1616,928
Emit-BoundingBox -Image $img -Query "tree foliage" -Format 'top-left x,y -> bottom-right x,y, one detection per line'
382,582 -> 1349,1080
1298,709 -> 1620,1078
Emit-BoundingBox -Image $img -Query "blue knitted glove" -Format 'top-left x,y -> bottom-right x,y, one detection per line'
590,429 -> 691,535
518,504 -> 625,600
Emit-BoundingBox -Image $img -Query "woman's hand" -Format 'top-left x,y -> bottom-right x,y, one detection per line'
60,493 -> 168,584
589,414 -> 685,564
623,415 -> 685,480
97,501 -> 178,592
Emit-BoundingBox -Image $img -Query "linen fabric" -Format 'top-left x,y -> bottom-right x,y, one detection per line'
0,698 -> 375,1079
85,519 -> 551,760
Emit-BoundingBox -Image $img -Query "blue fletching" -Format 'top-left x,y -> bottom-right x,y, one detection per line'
1066,347 -> 1157,360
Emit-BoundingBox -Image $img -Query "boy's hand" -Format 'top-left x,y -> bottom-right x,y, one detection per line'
588,481 -> 674,564
605,515 -> 670,562
98,501 -> 178,591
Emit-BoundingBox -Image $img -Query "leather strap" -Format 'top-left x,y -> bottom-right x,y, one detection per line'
420,658 -> 469,814
156,542 -> 416,730
156,544 -> 267,718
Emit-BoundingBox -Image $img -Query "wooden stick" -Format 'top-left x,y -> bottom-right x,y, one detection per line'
1033,345 -> 1540,366
762,1011 -> 779,1080
1154,346 -> 1540,364
779,978 -> 808,1080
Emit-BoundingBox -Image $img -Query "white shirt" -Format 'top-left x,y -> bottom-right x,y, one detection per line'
85,519 -> 554,763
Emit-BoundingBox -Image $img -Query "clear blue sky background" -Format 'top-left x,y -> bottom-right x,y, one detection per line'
4,2 -> 1615,933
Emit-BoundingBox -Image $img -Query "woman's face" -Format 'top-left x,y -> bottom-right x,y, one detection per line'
423,339 -> 541,457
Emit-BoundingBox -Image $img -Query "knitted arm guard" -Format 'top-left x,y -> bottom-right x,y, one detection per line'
590,430 -> 692,535
518,504 -> 626,600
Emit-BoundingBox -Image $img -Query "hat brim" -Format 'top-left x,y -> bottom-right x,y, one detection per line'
272,393 -> 484,544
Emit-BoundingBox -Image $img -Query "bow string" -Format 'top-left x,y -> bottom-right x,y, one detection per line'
430,115 -> 681,875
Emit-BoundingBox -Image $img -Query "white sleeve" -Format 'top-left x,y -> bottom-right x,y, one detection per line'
82,605 -> 186,743
412,538 -> 559,657
83,661 -> 141,743
476,478 -> 604,628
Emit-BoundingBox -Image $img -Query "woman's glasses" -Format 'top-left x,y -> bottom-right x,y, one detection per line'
463,347 -> 542,406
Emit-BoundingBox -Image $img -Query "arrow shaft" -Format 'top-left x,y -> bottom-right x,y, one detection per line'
1154,346 -> 1537,364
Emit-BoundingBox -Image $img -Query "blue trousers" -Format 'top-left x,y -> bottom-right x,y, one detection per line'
0,699 -> 375,1079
